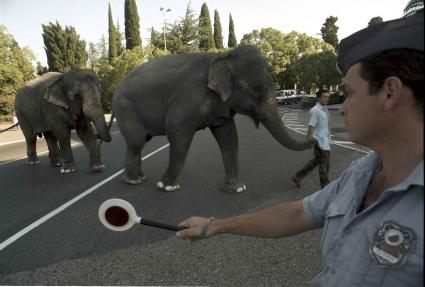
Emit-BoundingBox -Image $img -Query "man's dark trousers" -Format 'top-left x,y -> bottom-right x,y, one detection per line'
294,144 -> 330,188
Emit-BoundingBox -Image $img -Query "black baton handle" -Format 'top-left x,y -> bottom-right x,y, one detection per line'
140,218 -> 186,231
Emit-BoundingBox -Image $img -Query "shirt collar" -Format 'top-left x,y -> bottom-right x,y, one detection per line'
354,153 -> 424,191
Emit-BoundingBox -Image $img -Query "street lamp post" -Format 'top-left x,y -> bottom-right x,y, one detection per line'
160,7 -> 171,51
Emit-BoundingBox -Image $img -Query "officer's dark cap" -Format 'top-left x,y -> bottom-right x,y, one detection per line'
337,15 -> 424,75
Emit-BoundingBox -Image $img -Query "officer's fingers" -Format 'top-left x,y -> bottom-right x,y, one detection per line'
176,217 -> 207,239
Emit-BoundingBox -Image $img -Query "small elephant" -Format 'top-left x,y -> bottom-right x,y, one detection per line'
112,45 -> 313,192
15,68 -> 112,173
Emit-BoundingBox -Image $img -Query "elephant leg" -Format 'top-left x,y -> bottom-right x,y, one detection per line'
24,134 -> 39,165
18,119 -> 39,165
158,129 -> 195,192
210,119 -> 246,193
117,111 -> 147,185
55,130 -> 75,174
43,131 -> 61,167
76,120 -> 105,172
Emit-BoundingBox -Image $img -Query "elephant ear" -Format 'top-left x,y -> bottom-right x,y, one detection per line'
43,77 -> 69,109
208,53 -> 233,102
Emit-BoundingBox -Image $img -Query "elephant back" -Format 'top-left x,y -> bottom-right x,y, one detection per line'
15,72 -> 63,134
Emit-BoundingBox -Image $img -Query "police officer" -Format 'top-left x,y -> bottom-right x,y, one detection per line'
176,15 -> 423,287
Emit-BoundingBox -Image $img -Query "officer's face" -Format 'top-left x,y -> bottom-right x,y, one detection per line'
339,63 -> 384,147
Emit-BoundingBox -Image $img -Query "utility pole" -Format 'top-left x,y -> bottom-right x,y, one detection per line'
160,7 -> 171,51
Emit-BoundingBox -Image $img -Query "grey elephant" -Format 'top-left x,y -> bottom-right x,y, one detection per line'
15,68 -> 112,173
112,45 -> 313,192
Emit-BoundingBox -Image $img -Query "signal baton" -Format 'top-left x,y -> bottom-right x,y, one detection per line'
98,198 -> 186,232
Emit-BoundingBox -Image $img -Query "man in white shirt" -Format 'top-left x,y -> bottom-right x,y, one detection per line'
292,89 -> 331,188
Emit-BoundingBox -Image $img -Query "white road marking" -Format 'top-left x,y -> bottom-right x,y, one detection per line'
287,124 -> 305,127
0,143 -> 170,252
0,139 -> 26,146
0,131 -> 121,167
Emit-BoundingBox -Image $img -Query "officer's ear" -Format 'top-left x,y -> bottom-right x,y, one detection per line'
382,76 -> 403,112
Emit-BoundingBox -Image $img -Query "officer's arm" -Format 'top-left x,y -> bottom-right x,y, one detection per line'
176,199 -> 316,240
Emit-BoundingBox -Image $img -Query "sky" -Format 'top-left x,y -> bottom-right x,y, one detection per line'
0,0 -> 408,66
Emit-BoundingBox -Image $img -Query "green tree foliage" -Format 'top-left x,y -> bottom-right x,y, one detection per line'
404,0 -> 424,16
108,3 -> 118,63
228,14 -> 237,48
320,16 -> 339,49
214,10 -> 224,49
240,28 -> 335,90
36,61 -> 48,75
97,47 -> 145,112
42,21 -> 87,72
294,49 -> 340,92
198,3 -> 214,51
0,26 -> 35,117
124,0 -> 142,49
368,16 -> 383,27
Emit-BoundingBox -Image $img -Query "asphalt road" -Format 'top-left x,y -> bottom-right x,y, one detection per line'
0,105 -> 369,286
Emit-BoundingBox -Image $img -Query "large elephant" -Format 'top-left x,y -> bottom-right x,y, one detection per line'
112,45 -> 314,192
15,68 -> 111,173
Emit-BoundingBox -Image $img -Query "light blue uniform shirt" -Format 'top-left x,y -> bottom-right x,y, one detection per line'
308,103 -> 331,150
303,153 -> 423,287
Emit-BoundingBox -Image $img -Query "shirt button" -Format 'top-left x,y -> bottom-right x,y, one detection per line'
330,268 -> 336,274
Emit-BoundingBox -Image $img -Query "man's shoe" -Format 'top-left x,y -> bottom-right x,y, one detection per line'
292,176 -> 301,188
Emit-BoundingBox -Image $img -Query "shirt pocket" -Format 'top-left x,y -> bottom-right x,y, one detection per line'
321,204 -> 346,258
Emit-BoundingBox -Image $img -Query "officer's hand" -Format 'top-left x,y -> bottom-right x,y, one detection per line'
176,216 -> 215,240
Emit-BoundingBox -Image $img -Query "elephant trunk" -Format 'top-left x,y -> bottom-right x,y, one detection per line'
83,102 -> 112,142
259,97 -> 313,151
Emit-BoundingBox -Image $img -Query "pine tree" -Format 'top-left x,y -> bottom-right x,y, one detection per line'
42,21 -> 87,72
228,14 -> 237,48
198,3 -> 214,51
108,3 -> 118,63
124,0 -> 142,49
115,21 -> 124,56
213,10 -> 223,49
320,16 -> 339,49
150,27 -> 163,49
179,1 -> 198,52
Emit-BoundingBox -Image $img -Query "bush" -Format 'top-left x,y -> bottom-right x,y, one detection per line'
0,114 -> 12,123
0,95 -> 15,116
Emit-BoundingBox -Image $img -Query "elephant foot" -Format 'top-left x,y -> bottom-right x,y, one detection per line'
60,166 -> 76,174
27,159 -> 40,165
123,175 -> 146,185
157,181 -> 181,192
220,183 -> 247,193
50,161 -> 62,167
90,163 -> 106,173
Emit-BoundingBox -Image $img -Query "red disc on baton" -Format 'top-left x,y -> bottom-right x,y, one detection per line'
105,206 -> 129,227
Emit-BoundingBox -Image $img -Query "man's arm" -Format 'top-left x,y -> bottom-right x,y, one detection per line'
176,199 -> 316,240
306,126 -> 315,140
